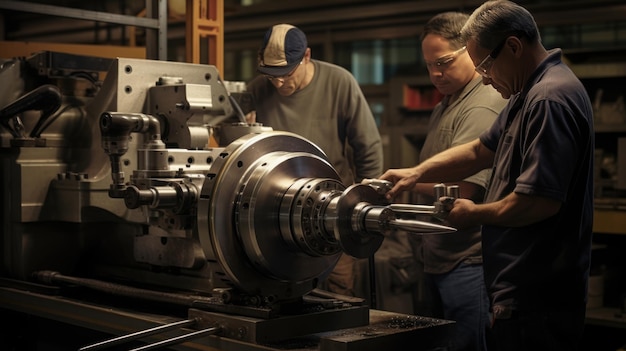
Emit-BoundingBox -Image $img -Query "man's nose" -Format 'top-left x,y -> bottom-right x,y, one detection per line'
429,69 -> 443,78
271,79 -> 285,87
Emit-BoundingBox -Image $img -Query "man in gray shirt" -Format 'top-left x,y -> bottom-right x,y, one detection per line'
246,23 -> 383,296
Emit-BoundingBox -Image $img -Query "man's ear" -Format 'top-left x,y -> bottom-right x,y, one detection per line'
507,36 -> 523,58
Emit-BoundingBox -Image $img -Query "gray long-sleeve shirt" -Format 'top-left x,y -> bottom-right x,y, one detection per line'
418,76 -> 507,274
246,60 -> 383,186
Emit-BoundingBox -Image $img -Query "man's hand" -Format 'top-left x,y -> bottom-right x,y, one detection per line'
378,168 -> 418,200
245,110 -> 257,124
446,198 -> 479,230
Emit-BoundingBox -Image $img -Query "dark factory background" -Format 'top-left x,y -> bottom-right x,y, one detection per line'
1,1 -> 625,350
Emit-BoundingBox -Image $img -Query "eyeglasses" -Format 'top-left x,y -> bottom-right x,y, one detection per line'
475,39 -> 507,79
425,46 -> 467,72
264,61 -> 303,83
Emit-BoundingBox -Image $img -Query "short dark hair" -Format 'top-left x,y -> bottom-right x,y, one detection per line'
460,0 -> 541,51
421,12 -> 469,50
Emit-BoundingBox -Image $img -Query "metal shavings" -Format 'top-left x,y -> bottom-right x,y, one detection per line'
387,315 -> 442,329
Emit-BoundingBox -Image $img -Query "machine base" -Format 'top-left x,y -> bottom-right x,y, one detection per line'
0,284 -> 454,351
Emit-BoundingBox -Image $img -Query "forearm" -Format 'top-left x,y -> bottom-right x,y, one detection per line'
381,139 -> 493,200
456,192 -> 561,228
415,140 -> 490,183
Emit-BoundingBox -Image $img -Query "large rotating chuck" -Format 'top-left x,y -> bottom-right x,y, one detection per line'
197,131 -> 455,302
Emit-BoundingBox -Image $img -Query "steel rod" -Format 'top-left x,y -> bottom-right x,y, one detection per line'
78,319 -> 197,351
129,327 -> 222,351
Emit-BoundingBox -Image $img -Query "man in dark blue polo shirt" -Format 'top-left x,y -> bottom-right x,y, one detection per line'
378,1 -> 594,350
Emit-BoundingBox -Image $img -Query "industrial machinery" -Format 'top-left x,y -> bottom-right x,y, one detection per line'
0,51 -> 456,351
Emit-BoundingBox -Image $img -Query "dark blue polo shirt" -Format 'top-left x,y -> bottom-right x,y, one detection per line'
479,49 -> 595,311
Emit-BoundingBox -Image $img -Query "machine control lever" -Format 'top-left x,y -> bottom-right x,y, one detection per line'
362,180 -> 459,221
0,84 -> 61,139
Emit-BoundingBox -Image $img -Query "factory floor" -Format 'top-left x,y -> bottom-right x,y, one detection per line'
1,308 -> 625,351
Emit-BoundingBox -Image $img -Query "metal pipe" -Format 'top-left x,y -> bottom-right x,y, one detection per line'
32,271 -> 221,307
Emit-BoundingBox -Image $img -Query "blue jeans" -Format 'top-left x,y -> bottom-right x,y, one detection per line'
430,263 -> 490,351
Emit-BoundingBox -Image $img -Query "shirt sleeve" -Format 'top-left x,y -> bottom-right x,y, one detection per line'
342,74 -> 383,182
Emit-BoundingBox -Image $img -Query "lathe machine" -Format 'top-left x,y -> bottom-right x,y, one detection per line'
0,51 -> 456,350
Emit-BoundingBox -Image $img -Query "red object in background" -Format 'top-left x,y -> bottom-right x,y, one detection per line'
403,85 -> 444,110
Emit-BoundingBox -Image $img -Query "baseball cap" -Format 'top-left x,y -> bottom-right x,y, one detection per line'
257,24 -> 307,76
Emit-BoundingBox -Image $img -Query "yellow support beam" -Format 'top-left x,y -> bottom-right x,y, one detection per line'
0,41 -> 145,60
186,0 -> 224,77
